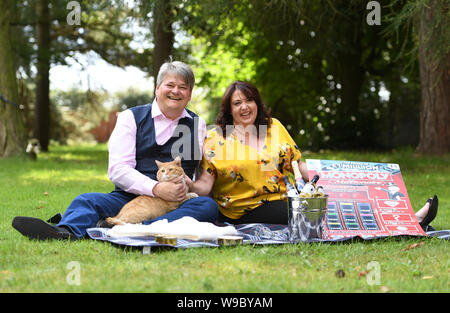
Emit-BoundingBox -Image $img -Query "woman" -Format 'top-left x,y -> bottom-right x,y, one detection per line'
186,81 -> 310,224
186,81 -> 438,230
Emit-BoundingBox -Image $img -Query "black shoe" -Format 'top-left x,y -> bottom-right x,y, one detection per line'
46,213 -> 63,224
95,218 -> 114,228
420,195 -> 438,229
422,224 -> 435,232
12,216 -> 79,241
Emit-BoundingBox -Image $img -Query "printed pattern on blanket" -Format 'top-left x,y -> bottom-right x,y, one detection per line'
86,224 -> 450,249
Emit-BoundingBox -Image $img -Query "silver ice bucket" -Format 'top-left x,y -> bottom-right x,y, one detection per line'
287,196 -> 328,242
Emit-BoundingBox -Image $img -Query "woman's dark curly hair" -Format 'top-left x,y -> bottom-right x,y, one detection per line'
215,81 -> 271,138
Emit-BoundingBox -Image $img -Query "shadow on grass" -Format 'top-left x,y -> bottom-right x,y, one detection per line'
44,148 -> 108,165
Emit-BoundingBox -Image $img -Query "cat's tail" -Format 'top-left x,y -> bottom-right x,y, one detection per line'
105,217 -> 125,226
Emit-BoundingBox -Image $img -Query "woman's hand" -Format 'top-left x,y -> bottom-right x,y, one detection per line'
184,170 -> 215,196
298,160 -> 309,182
184,175 -> 194,191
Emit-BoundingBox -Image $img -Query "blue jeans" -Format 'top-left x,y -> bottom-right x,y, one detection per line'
57,191 -> 218,238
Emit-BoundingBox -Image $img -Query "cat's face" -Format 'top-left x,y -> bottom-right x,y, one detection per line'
155,157 -> 185,182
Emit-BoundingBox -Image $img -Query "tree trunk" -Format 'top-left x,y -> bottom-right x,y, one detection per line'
331,20 -> 365,149
335,49 -> 365,147
152,0 -> 174,91
34,0 -> 51,152
0,0 -> 26,157
416,1 -> 450,154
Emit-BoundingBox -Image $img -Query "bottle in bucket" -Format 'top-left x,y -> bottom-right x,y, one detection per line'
291,160 -> 306,192
299,174 -> 320,198
282,176 -> 299,197
288,175 -> 327,242
314,186 -> 325,197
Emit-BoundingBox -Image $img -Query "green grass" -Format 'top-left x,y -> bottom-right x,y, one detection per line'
0,144 -> 449,293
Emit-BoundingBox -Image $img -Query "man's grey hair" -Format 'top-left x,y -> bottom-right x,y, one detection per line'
156,61 -> 195,91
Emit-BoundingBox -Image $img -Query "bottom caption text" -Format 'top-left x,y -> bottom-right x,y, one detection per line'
177,296 -> 273,310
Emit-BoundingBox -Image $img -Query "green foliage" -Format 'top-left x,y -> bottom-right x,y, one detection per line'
7,0 -> 448,151
10,0 -> 151,78
383,0 -> 450,72
180,0 -> 425,151
189,37 -> 257,123
112,87 -> 153,110
50,88 -> 111,144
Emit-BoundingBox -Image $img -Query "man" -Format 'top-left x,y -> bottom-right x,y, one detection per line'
12,61 -> 218,240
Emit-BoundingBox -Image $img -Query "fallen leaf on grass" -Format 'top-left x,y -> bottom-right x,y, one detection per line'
422,276 -> 433,280
335,269 -> 345,278
380,285 -> 390,293
402,241 -> 425,251
358,270 -> 369,278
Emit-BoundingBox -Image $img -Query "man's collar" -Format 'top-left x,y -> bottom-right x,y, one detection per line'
151,99 -> 191,120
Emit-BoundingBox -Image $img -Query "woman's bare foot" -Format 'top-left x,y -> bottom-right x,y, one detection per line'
415,201 -> 431,224
415,195 -> 438,231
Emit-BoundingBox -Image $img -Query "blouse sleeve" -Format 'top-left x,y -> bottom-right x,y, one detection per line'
272,118 -> 302,162
200,130 -> 218,177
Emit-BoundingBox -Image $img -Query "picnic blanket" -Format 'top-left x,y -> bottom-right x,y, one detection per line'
105,216 -> 239,240
86,222 -> 450,250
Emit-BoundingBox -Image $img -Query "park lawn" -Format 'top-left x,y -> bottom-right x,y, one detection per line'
0,144 -> 448,293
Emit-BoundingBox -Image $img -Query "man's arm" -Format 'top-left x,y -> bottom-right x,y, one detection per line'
108,110 -> 207,201
107,110 -> 159,196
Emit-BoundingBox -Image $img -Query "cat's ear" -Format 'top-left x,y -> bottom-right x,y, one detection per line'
174,156 -> 181,166
155,160 -> 162,168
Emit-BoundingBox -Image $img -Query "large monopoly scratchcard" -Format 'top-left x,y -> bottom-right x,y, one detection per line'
306,159 -> 427,239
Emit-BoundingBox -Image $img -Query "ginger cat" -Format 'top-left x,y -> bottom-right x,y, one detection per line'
105,157 -> 198,225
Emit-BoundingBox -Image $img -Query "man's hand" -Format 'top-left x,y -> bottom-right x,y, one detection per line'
184,175 -> 194,191
152,176 -> 187,201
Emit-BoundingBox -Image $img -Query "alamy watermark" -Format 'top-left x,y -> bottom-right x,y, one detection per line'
67,1 -> 81,25
169,119 -> 282,171
366,1 -> 381,26
366,261 -> 381,285
66,261 -> 81,286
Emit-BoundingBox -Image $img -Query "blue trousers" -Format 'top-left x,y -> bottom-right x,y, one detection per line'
57,191 -> 218,238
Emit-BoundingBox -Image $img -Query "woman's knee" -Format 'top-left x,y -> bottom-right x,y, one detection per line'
198,196 -> 218,209
189,196 -> 218,220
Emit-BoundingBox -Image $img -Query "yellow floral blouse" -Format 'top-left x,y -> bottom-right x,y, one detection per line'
200,118 -> 302,219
